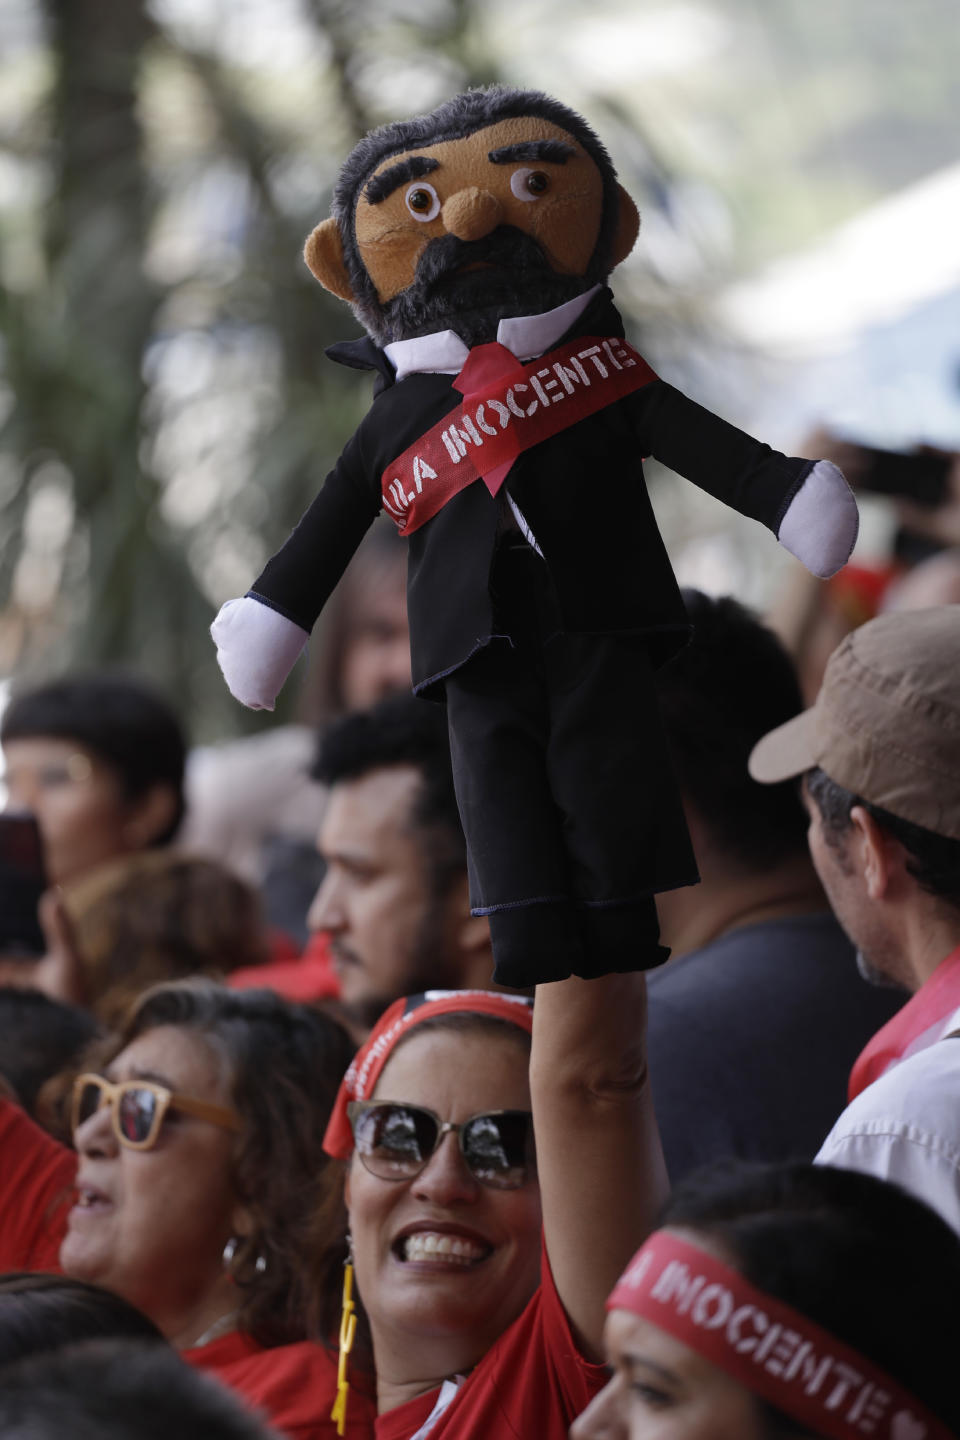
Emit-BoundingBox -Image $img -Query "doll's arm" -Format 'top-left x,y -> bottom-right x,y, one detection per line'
637,383 -> 858,578
212,430 -> 381,711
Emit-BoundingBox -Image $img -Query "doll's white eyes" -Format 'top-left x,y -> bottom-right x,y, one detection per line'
405,182 -> 441,221
510,168 -> 550,202
403,170 -> 548,218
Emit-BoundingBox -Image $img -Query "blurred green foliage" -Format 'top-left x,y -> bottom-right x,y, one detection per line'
0,0 -> 957,739
0,0 -> 501,739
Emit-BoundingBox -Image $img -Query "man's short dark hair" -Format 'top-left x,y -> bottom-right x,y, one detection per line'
806,765 -> 960,913
0,1275 -> 163,1368
0,1339 -> 275,1440
313,693 -> 465,898
0,988 -> 99,1117
332,85 -> 622,339
656,591 -> 809,871
1,672 -> 187,843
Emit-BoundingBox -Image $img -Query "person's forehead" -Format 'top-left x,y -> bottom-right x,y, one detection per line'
346,572 -> 408,628
111,1025 -> 226,1097
2,735 -> 109,787
3,735 -> 93,763
605,1306 -> 729,1388
361,116 -> 588,194
604,1304 -> 648,1360
373,1025 -> 531,1109
322,764 -> 424,844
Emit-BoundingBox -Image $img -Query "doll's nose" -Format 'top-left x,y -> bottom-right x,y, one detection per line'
442,187 -> 503,242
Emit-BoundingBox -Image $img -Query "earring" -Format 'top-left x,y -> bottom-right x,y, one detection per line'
330,1235 -> 357,1438
223,1236 -> 267,1279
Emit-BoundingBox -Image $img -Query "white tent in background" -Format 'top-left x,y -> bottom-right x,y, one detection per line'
703,163 -> 960,452
712,161 -> 960,357
651,161 -> 960,604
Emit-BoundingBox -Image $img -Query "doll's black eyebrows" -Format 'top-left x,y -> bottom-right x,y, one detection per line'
487,140 -> 575,164
362,140 -> 573,205
364,156 -> 440,204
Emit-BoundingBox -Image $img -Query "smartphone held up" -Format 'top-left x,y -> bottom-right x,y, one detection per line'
0,812 -> 48,957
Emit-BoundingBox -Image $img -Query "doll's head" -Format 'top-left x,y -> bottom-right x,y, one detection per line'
304,87 -> 640,347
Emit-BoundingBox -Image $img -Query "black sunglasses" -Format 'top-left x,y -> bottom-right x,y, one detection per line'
347,1100 -> 536,1190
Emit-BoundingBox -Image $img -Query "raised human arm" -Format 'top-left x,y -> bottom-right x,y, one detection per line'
0,1094 -> 76,1271
0,894 -> 82,1270
530,972 -> 667,1360
0,889 -> 87,1005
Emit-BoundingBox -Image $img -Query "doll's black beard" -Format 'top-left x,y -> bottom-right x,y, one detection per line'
377,227 -> 592,347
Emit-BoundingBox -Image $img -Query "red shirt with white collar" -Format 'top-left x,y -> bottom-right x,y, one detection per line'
374,1240 -> 607,1440
186,1330 -> 375,1439
847,944 -> 960,1100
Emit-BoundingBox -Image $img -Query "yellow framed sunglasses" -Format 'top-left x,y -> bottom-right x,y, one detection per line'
71,1073 -> 241,1152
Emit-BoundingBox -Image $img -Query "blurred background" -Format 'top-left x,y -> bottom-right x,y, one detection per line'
1,0 -> 959,741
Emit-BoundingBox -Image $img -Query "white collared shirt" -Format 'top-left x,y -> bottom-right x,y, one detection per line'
383,285 -> 602,382
816,1004 -> 960,1236
407,1377 -> 465,1439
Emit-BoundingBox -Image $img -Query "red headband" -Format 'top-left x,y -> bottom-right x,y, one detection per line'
607,1232 -> 950,1440
322,990 -> 535,1159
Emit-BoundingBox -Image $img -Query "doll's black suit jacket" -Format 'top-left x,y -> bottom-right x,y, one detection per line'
250,289 -> 813,695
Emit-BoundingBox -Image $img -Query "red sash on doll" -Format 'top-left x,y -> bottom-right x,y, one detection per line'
380,335 -> 657,535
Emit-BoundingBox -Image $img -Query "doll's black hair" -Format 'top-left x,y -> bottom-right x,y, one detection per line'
332,86 -> 624,339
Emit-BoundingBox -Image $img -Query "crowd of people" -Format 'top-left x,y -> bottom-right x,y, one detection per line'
1,512 -> 959,1438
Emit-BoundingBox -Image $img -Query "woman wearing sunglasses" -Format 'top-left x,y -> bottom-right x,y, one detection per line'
572,1162 -> 960,1439
0,979 -> 374,1438
320,969 -> 666,1438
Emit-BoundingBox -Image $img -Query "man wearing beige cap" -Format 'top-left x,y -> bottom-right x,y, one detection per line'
749,605 -> 960,1232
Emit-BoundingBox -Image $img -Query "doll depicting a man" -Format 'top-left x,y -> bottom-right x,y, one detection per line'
212,87 -> 858,988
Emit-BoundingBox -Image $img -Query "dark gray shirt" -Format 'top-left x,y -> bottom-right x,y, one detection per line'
646,912 -> 905,1184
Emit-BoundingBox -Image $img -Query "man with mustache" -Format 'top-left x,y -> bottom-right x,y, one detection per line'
212,87 -> 859,987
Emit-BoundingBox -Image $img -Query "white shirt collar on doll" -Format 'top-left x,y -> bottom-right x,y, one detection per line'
384,284 -> 602,382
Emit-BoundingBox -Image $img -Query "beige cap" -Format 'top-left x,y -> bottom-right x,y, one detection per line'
748,606 -> 960,841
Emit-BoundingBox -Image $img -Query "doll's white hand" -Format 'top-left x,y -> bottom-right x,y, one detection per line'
777,461 -> 859,579
211,596 -> 309,711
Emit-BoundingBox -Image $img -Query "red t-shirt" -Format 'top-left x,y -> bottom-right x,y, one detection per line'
0,1096 -> 74,1272
186,1330 -> 375,1439
375,1244 -> 608,1440
228,930 -> 341,1003
848,944 -> 960,1100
